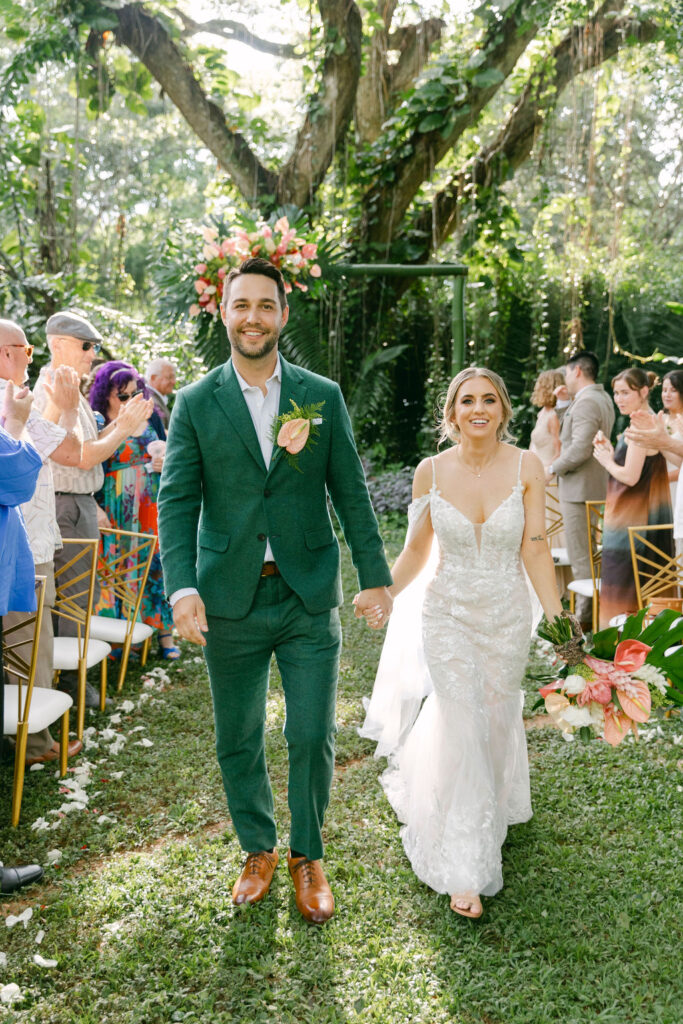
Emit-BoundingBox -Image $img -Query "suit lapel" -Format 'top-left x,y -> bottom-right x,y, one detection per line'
213,360 -> 266,473
267,356 -> 308,476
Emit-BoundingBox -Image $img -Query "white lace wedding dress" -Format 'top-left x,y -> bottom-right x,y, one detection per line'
361,452 -> 533,897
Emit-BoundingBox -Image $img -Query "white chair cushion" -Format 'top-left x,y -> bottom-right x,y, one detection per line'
3,684 -> 72,735
53,637 -> 111,671
551,546 -> 570,565
567,578 -> 596,599
88,615 -> 154,645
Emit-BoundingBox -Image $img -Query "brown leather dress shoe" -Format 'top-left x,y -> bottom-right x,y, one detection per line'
287,853 -> 334,924
232,850 -> 279,905
26,739 -> 83,766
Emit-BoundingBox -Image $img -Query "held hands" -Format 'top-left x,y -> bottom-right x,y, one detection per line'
353,586 -> 393,629
173,594 -> 209,646
2,380 -> 33,438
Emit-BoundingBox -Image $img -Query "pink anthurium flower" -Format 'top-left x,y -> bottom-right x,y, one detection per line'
277,418 -> 310,455
613,639 -> 652,673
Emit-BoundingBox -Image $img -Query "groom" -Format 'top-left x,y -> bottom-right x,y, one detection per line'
158,258 -> 392,923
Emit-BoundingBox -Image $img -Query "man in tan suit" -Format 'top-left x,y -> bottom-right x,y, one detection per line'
545,351 -> 614,627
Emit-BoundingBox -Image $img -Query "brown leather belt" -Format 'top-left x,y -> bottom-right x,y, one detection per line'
260,561 -> 280,577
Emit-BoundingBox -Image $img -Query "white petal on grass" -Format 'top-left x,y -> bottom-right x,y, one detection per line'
33,954 -> 57,968
31,817 -> 50,832
0,952 -> 7,967
129,726 -> 146,734
0,983 -> 22,1003
108,713 -> 122,725
45,850 -> 62,866
29,763 -> 45,772
97,815 -> 116,825
119,700 -> 135,713
134,738 -> 154,748
35,930 -> 45,945
5,909 -> 32,930
108,770 -> 124,780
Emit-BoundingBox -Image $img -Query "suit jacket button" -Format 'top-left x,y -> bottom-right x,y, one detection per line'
257,533 -> 266,542
264,488 -> 271,497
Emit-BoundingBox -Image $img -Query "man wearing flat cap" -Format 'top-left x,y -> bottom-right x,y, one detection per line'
33,311 -> 153,707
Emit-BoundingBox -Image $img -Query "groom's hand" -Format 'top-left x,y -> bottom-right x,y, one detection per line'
353,587 -> 393,629
173,594 -> 209,646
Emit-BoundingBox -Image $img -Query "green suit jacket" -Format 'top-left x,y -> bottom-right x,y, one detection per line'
158,355 -> 392,619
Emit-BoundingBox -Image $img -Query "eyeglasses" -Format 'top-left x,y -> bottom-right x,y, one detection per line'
1,343 -> 33,357
117,388 -> 144,403
81,340 -> 101,353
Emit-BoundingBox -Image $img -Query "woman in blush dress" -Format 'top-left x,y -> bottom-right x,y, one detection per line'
361,367 -> 566,919
529,369 -> 565,468
593,368 -> 673,629
89,361 -> 179,659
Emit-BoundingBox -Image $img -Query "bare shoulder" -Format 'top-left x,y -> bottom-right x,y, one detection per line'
413,456 -> 433,499
517,447 -> 545,485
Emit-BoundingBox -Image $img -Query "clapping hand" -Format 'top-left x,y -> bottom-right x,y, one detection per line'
115,393 -> 154,436
592,429 -> 613,467
2,380 -> 33,438
42,365 -> 80,428
353,587 -> 393,629
625,409 -> 667,449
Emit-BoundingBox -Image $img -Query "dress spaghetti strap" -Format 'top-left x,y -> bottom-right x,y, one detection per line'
431,456 -> 437,489
517,449 -> 524,482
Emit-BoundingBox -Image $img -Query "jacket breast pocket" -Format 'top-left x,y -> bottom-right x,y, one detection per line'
198,528 -> 231,552
305,525 -> 335,550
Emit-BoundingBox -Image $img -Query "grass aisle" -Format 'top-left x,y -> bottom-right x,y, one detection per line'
1,524 -> 681,1024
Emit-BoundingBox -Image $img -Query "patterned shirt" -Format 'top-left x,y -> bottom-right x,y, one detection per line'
33,368 -> 104,495
0,377 -> 65,564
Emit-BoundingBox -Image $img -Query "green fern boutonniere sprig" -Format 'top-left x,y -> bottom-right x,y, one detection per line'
271,399 -> 325,472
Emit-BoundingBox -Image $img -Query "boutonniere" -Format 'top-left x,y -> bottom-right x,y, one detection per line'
272,400 -> 325,472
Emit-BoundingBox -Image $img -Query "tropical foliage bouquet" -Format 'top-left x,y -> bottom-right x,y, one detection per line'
536,609 -> 683,745
189,215 -> 323,319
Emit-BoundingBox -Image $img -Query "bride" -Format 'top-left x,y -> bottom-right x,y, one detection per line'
360,367 -> 565,918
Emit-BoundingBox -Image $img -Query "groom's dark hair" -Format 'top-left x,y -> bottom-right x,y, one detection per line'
222,257 -> 288,312
566,350 -> 599,381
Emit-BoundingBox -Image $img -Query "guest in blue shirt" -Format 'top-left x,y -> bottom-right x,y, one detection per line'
0,380 -> 45,894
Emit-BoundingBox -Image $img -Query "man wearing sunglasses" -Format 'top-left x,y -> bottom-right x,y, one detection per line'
33,311 -> 153,708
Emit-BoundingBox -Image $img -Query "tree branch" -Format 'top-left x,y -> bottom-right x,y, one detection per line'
361,0 -> 558,247
413,2 -> 659,254
174,8 -> 303,60
276,0 -> 363,207
114,3 -> 277,202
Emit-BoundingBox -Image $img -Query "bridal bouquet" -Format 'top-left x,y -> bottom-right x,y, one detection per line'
536,609 -> 683,745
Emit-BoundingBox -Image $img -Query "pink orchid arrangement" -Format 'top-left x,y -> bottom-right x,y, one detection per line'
189,217 -> 322,320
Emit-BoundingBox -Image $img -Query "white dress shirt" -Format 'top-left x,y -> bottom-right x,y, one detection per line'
169,356 -> 282,607
0,378 -> 65,564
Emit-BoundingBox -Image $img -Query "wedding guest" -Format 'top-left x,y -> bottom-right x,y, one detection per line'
529,369 -> 564,467
33,312 -> 152,706
0,319 -> 83,763
89,361 -> 177,658
593,368 -> 673,628
1,382 -> 46,893
660,370 -> 683,506
546,351 -> 614,630
626,410 -> 683,558
144,358 -> 176,438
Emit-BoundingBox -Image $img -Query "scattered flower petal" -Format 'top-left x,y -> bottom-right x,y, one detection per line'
0,982 -> 22,1003
33,954 -> 57,968
5,909 -> 32,930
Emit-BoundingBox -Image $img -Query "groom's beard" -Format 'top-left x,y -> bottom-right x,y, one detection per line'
228,327 -> 279,361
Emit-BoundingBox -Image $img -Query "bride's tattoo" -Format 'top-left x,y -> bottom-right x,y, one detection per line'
530,534 -> 545,541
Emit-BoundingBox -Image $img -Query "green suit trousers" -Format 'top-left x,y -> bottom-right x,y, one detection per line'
204,574 -> 341,861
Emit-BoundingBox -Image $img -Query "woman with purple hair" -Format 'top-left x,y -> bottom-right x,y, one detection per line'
90,361 -> 179,659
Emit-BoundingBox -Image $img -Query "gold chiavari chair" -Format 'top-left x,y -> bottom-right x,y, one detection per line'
3,578 -> 72,825
89,528 -> 157,696
567,500 -> 604,633
52,539 -> 111,738
628,523 -> 682,621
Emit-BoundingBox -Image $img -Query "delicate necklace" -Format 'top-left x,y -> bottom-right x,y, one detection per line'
457,444 -> 500,478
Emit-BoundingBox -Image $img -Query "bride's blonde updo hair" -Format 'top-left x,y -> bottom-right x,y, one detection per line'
438,366 -> 516,445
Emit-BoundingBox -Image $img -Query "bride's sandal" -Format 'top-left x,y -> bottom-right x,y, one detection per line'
450,893 -> 483,919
